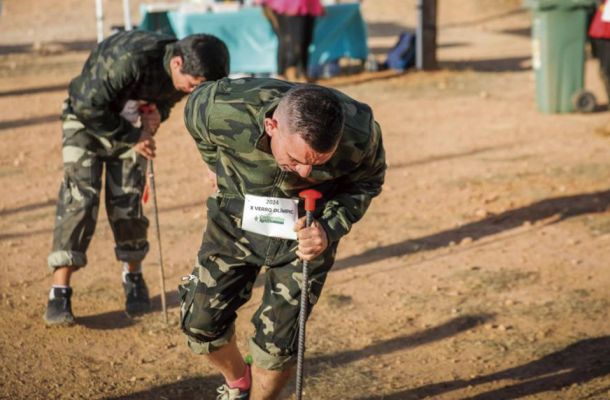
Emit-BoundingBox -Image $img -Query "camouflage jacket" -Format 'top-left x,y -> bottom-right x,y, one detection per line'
184,78 -> 386,243
66,30 -> 185,146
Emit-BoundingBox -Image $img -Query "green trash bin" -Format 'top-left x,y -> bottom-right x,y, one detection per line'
524,0 -> 597,114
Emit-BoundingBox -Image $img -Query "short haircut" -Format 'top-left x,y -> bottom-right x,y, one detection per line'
280,85 -> 345,153
173,34 -> 230,80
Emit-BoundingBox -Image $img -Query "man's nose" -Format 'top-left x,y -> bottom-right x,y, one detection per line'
296,165 -> 312,178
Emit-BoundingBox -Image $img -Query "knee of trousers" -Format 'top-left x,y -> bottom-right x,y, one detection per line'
248,337 -> 296,371
182,307 -> 235,355
107,194 -> 146,223
185,323 -> 235,355
179,280 -> 236,354
60,182 -> 99,208
183,305 -> 233,338
56,181 -> 100,221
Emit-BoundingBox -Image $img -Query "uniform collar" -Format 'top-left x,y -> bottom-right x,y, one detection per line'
254,97 -> 281,154
163,45 -> 174,79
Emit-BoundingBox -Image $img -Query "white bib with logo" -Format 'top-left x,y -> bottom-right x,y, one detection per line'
242,194 -> 298,240
603,3 -> 610,22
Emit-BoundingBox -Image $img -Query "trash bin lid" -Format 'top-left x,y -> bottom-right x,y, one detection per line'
523,0 -> 597,10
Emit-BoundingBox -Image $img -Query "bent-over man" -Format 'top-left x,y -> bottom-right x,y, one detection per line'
44,30 -> 230,326
181,78 -> 385,399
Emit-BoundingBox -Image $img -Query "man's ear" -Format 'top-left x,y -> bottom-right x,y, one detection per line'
170,56 -> 183,71
264,117 -> 277,137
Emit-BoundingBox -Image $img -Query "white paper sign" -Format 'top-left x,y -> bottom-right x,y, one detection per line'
603,3 -> 610,23
120,100 -> 142,127
242,194 -> 298,240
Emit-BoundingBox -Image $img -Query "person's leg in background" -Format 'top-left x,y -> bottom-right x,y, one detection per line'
591,38 -> 610,136
277,13 -> 303,82
45,116 -> 104,326
105,149 -> 151,316
262,5 -> 286,79
300,15 -> 316,81
593,38 -> 610,105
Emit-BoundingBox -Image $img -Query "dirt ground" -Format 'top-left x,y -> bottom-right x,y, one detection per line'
1,0 -> 610,399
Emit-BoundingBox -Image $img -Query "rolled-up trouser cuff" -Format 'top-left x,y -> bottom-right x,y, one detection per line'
115,243 -> 149,264
47,251 -> 87,271
248,337 -> 295,371
186,324 -> 235,355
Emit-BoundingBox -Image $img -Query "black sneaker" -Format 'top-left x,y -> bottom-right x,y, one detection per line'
123,272 -> 151,317
44,287 -> 75,327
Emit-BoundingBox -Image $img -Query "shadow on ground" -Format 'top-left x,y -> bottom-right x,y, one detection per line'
389,143 -> 517,170
334,188 -> 610,271
370,41 -> 469,57
3,190 -> 610,275
101,315 -> 490,399
77,310 -> 137,330
0,83 -> 67,97
0,39 -> 95,55
309,314 -> 492,369
0,200 -> 204,241
0,114 -> 58,131
150,290 -> 180,310
73,291 -> 180,331
500,27 -> 530,38
0,199 -> 55,217
442,8 -> 526,29
367,22 -> 412,38
359,336 -> 610,399
102,375 -> 223,400
443,56 -> 530,72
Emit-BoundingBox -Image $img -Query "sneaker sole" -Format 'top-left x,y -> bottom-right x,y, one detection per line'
125,303 -> 151,318
43,315 -> 76,327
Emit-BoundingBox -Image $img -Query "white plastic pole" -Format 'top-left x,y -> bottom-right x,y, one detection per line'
416,0 -> 438,71
95,0 -> 104,43
416,0 -> 423,70
123,0 -> 133,31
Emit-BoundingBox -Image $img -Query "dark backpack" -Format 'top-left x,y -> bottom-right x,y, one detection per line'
385,32 -> 416,71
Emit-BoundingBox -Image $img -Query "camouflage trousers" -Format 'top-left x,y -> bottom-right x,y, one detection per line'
179,194 -> 338,370
47,112 -> 149,270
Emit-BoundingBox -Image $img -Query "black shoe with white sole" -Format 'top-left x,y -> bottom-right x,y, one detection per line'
123,272 -> 151,317
44,287 -> 75,327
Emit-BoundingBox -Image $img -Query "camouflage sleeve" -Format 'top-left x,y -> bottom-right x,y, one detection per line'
69,56 -> 142,146
184,82 -> 218,168
318,121 -> 386,243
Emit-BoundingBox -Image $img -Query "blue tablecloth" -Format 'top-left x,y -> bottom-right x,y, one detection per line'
139,3 -> 368,75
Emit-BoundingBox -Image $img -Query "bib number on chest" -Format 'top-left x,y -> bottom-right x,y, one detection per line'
242,194 -> 298,240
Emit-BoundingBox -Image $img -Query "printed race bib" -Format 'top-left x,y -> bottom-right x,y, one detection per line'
603,4 -> 610,22
242,194 -> 298,240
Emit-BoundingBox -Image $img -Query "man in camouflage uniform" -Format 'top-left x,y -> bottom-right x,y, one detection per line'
181,78 -> 385,399
44,30 -> 230,326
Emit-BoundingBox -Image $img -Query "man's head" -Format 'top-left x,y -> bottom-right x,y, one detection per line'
264,85 -> 345,178
169,34 -> 230,93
